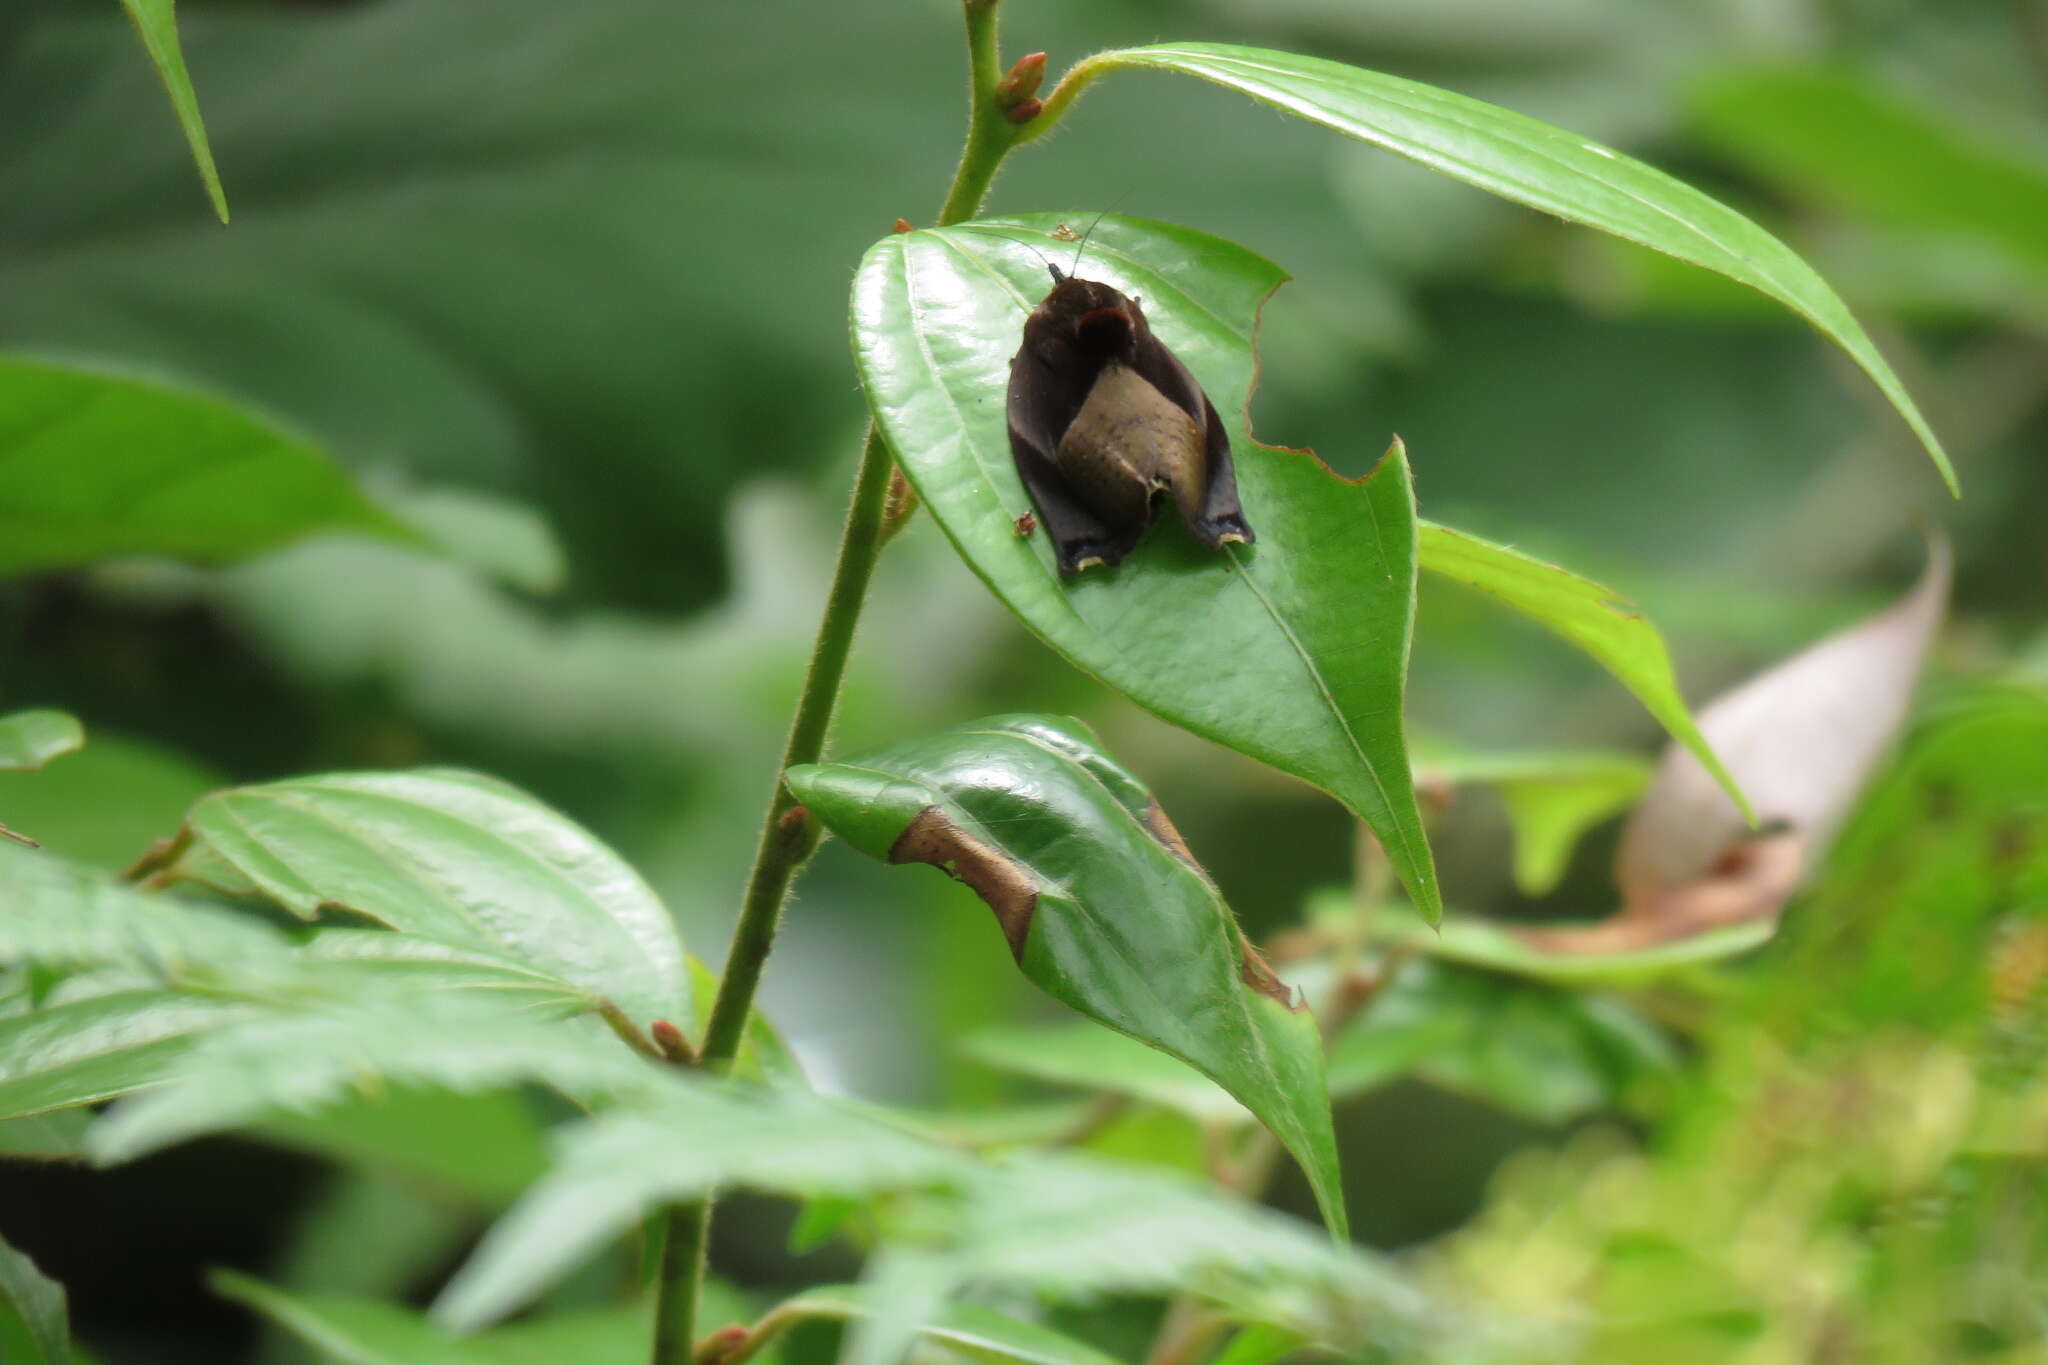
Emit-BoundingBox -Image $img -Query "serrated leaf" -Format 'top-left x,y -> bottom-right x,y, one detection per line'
434,1084 -> 966,1330
0,1231 -> 68,1365
771,1286 -> 1125,1365
0,712 -> 83,773
787,714 -> 1347,1237
167,769 -> 688,1031
0,356 -> 415,580
1417,523 -> 1747,821
0,841 -> 289,979
85,994 -> 661,1166
1079,43 -> 1954,493
118,0 -> 229,223
853,216 -> 1437,924
0,990 -> 257,1121
1419,747 -> 1649,895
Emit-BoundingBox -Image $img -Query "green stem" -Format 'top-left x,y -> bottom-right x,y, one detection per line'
648,5 -> 1030,1361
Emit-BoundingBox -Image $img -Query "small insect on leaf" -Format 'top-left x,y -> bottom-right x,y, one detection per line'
1006,266 -> 1255,575
1013,511 -> 1037,537
1050,223 -> 1081,242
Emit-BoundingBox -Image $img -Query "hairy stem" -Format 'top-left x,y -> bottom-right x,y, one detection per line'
649,4 -> 1029,1360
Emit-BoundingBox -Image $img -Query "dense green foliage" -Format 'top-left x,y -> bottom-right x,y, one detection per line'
0,2 -> 2042,1364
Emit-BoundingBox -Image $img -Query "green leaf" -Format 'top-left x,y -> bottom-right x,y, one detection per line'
787,714 -> 1347,1238
770,1286 -> 1125,1365
0,841 -> 288,979
215,1272 -> 515,1365
687,956 -> 801,1086
852,217 -> 1438,924
0,729 -> 221,870
1376,901 -> 1775,985
1690,66 -> 2048,282
0,712 -> 83,773
1208,1323 -> 1309,1365
0,1112 -> 92,1161
118,0 -> 229,223
251,1088 -> 551,1205
961,1021 -> 1247,1124
0,1231 -> 68,1365
1081,43 -> 1955,493
1331,960 -> 1674,1124
382,485 -> 566,595
167,769 -> 688,1031
1419,746 -> 1649,895
0,357 -> 415,581
1417,523 -> 1750,822
84,994 -> 661,1166
0,990 -> 257,1121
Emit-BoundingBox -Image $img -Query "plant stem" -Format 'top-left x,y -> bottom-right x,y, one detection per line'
649,5 -> 1030,1361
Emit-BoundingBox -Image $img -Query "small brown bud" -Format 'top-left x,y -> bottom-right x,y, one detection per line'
650,1019 -> 697,1066
891,217 -> 915,234
693,1325 -> 750,1365
995,51 -> 1047,107
1004,96 -> 1043,126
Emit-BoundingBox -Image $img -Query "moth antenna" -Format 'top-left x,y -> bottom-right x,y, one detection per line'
980,229 -> 1060,279
1068,190 -> 1135,277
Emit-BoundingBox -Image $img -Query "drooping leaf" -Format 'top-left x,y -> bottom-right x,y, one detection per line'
0,1231 -> 68,1365
1375,900 -> 1775,984
117,0 -> 229,222
1616,536 -> 1951,915
165,768 -> 688,1031
0,711 -> 83,773
85,993 -> 661,1166
0,356 -> 415,580
1066,44 -> 1954,492
787,714 -> 1348,1237
853,217 -> 1438,924
0,990 -> 257,1121
1690,66 -> 2048,281
1417,523 -> 1747,819
1418,746 -> 1649,895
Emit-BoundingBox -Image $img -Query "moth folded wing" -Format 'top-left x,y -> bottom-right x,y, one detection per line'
1123,326 -> 1254,550
1056,362 -> 1191,543
1007,351 -> 1126,575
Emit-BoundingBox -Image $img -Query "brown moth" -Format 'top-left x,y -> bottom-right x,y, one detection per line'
1006,263 -> 1254,575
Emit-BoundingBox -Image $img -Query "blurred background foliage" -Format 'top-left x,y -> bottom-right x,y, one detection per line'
0,0 -> 2043,1360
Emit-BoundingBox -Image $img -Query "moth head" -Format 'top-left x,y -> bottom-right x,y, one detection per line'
1040,269 -> 1147,360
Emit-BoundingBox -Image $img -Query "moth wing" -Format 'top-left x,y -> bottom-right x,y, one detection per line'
1007,348 -> 1134,574
1125,326 -> 1254,549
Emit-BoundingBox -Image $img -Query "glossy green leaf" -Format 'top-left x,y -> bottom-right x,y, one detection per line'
1418,523 -> 1749,821
167,768 -> 688,1031
118,0 -> 229,222
769,1286 -> 1125,1365
0,1232 -> 68,1365
961,1021 -> 1246,1124
0,357 -> 415,580
1690,66 -> 2048,280
85,993 -> 661,1166
0,712 -> 83,773
853,217 -> 1438,924
0,990 -> 257,1121
1419,747 -> 1649,895
1079,43 -> 1954,493
787,714 -> 1347,1237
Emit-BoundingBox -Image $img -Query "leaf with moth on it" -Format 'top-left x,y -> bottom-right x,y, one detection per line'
786,713 -> 1347,1239
0,356 -> 417,581
161,768 -> 689,1035
855,216 -> 1438,925
1055,43 -> 1955,494
1417,523 -> 1747,821
118,0 -> 230,223
1416,745 -> 1650,897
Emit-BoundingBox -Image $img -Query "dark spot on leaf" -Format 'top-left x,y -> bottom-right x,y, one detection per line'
1239,940 -> 1299,1009
889,807 -> 1037,960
